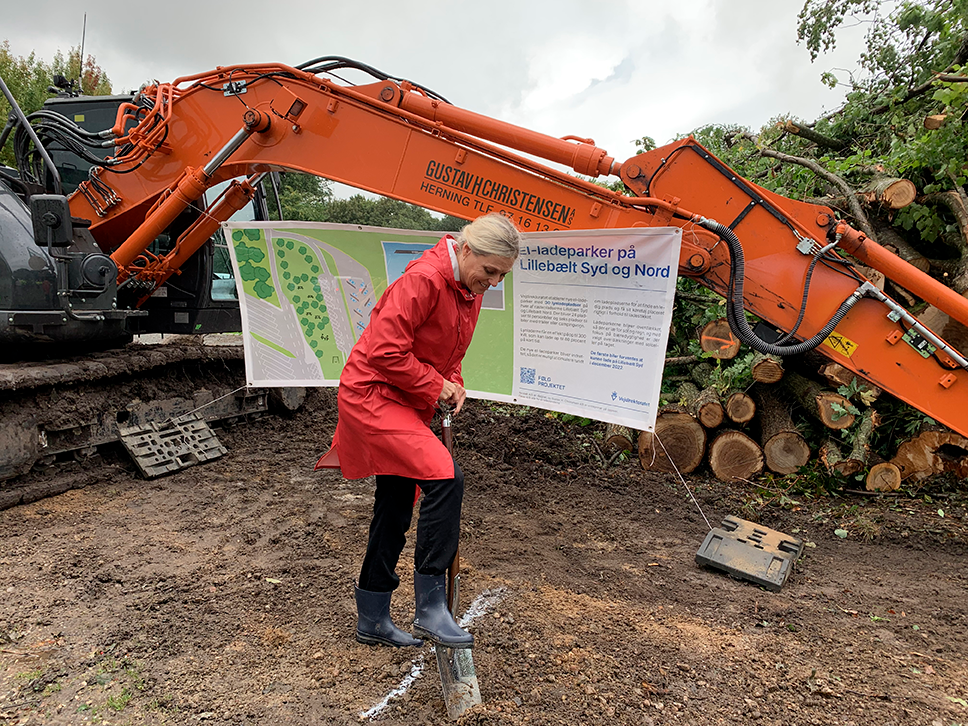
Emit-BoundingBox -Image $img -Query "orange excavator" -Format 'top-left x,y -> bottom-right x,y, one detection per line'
3,57 -> 968,440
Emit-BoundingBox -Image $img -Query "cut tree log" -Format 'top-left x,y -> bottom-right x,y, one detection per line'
890,430 -> 968,481
819,437 -> 862,477
708,430 -> 764,482
923,114 -> 948,130
604,423 -> 634,454
817,362 -> 883,402
638,412 -> 706,474
866,462 -> 902,492
698,319 -> 741,359
872,220 -> 931,274
783,371 -> 856,430
753,386 -> 810,475
859,176 -> 917,210
724,389 -> 756,425
846,408 -> 879,471
750,352 -> 784,384
677,381 -> 724,429
690,361 -> 716,388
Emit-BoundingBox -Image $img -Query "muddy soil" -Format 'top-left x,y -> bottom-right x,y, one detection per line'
1,388 -> 967,726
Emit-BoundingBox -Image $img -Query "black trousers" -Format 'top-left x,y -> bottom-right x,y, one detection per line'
358,461 -> 464,593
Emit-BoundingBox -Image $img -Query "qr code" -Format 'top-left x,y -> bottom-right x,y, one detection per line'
520,367 -> 536,385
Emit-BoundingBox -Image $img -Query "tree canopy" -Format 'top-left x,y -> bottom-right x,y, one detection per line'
264,171 -> 464,232
0,41 -> 113,167
689,0 -> 967,289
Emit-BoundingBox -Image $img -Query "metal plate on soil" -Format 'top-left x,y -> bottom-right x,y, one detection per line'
695,515 -> 804,592
119,415 -> 227,478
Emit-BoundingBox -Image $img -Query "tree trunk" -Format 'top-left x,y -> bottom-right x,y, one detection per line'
776,120 -> 847,150
871,220 -> 931,274
859,175 -> 917,210
754,386 -> 811,475
890,430 -> 968,481
690,361 -> 717,388
698,319 -> 741,360
921,189 -> 968,293
604,423 -> 634,454
783,371 -> 855,429
916,298 -> 968,360
677,381 -> 724,429
638,413 -> 706,475
842,408 -> 879,473
866,462 -> 902,492
708,430 -> 764,482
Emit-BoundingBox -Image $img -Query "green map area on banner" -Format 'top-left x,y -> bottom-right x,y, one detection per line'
227,223 -> 513,395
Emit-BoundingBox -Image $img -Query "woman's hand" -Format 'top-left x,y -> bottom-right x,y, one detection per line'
439,378 -> 467,414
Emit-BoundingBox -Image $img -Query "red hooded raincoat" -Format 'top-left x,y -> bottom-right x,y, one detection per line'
321,236 -> 482,480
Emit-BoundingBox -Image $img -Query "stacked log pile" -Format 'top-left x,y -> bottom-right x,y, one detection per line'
636,319 -> 968,487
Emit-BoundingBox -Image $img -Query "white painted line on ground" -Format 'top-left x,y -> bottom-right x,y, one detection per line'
359,587 -> 507,720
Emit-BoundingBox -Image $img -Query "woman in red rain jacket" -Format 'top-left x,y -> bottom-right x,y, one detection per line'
325,213 -> 520,649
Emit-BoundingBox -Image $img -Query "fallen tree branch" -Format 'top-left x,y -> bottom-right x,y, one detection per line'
752,145 -> 876,239
776,120 -> 847,151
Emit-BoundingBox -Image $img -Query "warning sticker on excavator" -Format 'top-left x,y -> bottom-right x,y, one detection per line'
822,331 -> 858,358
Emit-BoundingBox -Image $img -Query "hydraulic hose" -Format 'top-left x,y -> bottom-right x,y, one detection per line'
695,217 -> 867,357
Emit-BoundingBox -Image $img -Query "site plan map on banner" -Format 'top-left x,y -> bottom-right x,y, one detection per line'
223,221 -> 680,431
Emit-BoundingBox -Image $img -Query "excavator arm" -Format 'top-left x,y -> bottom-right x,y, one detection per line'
64,60 -> 968,438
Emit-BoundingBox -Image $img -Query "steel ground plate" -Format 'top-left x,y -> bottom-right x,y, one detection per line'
696,515 -> 804,592
119,414 -> 227,478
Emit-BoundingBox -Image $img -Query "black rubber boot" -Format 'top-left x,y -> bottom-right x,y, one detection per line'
412,571 -> 474,649
355,586 -> 423,648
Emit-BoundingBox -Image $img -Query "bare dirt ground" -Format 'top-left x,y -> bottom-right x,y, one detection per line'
1,386 -> 967,726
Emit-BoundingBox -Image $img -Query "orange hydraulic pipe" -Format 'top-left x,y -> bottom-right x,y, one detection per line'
836,223 -> 968,328
397,89 -> 619,178
161,178 -> 258,273
111,165 -> 210,271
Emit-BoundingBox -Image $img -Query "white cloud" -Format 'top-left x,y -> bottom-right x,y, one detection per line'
2,0 -> 868,173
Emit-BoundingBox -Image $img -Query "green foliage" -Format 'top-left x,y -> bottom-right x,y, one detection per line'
1,41 -> 113,168
686,2 -> 968,257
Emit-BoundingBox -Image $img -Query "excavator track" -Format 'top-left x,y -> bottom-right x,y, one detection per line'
0,339 -> 297,510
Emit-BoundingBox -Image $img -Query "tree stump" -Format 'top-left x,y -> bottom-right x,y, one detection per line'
866,463 -> 902,492
750,353 -> 784,384
708,430 -> 764,482
698,319 -> 741,360
754,386 -> 811,475
638,413 -> 706,474
783,372 -> 855,430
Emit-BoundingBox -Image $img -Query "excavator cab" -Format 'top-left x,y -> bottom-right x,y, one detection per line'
0,85 -> 265,349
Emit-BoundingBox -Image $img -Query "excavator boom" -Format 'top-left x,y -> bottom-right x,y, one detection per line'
56,61 -> 968,439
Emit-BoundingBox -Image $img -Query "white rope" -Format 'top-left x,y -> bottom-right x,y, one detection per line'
652,429 -> 713,532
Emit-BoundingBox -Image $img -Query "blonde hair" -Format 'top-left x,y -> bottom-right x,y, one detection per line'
458,213 -> 521,260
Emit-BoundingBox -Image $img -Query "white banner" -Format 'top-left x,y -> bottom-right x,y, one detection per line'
511,228 -> 681,431
224,223 -> 680,431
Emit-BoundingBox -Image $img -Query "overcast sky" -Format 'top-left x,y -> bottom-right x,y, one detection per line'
3,0 -> 867,167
